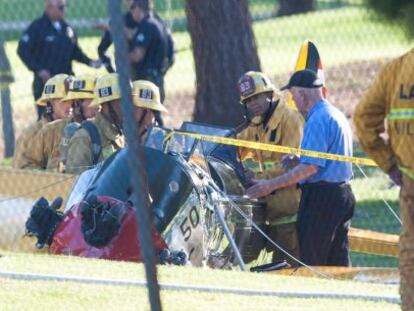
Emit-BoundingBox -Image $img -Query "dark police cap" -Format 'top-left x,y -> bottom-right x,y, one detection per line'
280,69 -> 323,91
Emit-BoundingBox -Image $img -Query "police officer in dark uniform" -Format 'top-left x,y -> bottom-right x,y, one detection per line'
97,0 -> 141,73
128,0 -> 174,126
17,0 -> 101,120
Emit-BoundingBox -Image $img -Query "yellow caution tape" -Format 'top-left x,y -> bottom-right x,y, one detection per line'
176,132 -> 378,167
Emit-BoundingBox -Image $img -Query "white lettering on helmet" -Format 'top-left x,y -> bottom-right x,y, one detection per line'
140,89 -> 153,101
44,84 -> 56,95
73,80 -> 86,91
98,87 -> 113,98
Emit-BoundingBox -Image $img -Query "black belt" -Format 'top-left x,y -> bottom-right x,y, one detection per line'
297,180 -> 348,190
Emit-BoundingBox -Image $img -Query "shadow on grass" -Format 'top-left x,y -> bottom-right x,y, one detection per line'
353,199 -> 400,235
351,252 -> 398,268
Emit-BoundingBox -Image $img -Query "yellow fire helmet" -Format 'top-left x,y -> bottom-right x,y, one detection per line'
89,73 -> 121,107
37,74 -> 72,106
131,80 -> 167,112
237,71 -> 275,104
61,75 -> 96,103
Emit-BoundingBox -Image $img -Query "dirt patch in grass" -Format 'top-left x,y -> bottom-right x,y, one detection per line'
162,58 -> 387,129
155,58 -> 387,128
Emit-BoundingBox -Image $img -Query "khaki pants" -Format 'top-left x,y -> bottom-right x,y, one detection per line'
400,175 -> 414,311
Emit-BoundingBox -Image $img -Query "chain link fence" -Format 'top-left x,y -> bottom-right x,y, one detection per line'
0,0 -> 410,309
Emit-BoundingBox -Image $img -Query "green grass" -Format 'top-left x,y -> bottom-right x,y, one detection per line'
256,7 -> 411,75
0,158 -> 12,167
0,252 -> 400,310
351,173 -> 400,234
351,253 -> 399,268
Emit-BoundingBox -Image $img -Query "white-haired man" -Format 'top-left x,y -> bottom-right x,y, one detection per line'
247,69 -> 356,267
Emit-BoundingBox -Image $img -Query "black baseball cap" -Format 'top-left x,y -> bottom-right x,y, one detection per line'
280,69 -> 323,91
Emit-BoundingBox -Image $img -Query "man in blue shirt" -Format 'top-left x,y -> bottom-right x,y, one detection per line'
247,69 -> 355,266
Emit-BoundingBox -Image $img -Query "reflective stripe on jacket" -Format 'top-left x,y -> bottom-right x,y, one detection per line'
238,97 -> 304,221
354,49 -> 414,178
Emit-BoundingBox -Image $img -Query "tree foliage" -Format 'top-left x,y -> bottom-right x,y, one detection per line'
365,0 -> 414,38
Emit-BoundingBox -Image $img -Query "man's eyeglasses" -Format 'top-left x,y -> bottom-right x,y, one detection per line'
58,4 -> 66,12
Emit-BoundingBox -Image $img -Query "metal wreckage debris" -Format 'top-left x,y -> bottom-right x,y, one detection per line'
21,122 -> 273,270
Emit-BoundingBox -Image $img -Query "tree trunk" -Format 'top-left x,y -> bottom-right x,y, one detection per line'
186,0 -> 261,127
0,40 -> 15,158
278,0 -> 315,16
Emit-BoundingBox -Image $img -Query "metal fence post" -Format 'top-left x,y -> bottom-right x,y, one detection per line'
106,1 -> 162,310
0,39 -> 15,158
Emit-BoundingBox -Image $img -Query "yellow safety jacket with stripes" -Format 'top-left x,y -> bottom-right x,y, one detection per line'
354,48 -> 414,180
238,97 -> 304,225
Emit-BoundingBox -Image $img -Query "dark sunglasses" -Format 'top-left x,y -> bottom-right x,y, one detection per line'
58,4 -> 66,11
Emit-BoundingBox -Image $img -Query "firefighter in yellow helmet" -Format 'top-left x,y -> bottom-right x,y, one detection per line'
64,73 -> 125,174
61,75 -> 99,123
131,79 -> 167,137
13,74 -> 74,169
237,71 -> 304,266
19,74 -> 74,170
57,75 -> 100,172
64,75 -> 167,174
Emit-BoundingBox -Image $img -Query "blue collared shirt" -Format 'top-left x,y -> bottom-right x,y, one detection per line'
299,99 -> 353,184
